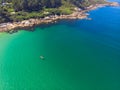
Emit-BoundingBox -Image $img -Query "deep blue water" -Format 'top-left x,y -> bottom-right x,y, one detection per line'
108,0 -> 120,3
0,2 -> 120,90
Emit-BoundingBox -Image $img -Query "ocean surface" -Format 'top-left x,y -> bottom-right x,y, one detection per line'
109,0 -> 120,3
0,2 -> 120,90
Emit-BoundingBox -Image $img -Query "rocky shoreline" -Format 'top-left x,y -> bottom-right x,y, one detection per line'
0,2 -> 119,33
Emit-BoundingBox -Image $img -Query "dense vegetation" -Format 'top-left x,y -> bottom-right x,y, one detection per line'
0,0 -> 106,23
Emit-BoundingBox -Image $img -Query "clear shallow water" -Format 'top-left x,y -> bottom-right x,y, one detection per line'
0,6 -> 120,90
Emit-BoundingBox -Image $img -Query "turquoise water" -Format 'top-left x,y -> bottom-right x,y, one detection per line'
0,6 -> 120,90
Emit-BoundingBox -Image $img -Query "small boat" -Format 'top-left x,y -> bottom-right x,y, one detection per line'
40,56 -> 45,60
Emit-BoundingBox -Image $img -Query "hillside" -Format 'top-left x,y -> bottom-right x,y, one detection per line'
0,0 -> 106,23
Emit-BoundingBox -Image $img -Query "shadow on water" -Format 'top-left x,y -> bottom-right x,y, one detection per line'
7,19 -> 86,34
35,19 -> 83,29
